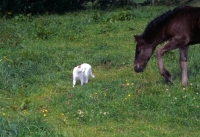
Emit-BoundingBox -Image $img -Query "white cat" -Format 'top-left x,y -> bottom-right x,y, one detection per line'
73,63 -> 95,87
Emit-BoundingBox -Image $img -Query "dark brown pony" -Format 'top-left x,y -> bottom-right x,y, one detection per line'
134,6 -> 200,86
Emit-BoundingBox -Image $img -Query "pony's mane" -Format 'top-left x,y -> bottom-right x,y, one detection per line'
141,7 -> 186,40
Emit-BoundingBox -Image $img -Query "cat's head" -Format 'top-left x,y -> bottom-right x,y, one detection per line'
76,65 -> 84,73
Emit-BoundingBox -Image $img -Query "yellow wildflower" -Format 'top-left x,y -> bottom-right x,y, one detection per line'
3,56 -> 10,61
7,11 -> 12,15
42,109 -> 48,113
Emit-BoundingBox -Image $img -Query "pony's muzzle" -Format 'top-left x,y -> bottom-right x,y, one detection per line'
134,64 -> 144,73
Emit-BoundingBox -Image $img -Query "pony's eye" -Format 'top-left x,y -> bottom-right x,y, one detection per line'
136,50 -> 141,54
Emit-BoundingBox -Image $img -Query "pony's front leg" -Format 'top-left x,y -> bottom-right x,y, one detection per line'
156,48 -> 173,83
156,40 -> 181,83
179,46 -> 189,86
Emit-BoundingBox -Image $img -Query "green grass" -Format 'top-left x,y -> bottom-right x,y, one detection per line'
1,4 -> 200,137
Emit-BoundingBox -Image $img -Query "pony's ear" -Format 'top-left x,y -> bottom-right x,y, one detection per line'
134,35 -> 145,44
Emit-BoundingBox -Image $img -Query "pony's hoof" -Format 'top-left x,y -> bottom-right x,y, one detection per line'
182,81 -> 188,86
166,77 -> 173,84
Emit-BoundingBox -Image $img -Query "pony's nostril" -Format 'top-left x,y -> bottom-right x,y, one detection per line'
134,63 -> 139,68
134,64 -> 138,69
134,64 -> 144,72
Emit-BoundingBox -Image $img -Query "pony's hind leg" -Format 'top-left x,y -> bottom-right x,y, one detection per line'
179,46 -> 189,86
156,39 -> 185,83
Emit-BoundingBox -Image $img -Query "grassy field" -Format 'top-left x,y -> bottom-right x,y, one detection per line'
1,2 -> 200,137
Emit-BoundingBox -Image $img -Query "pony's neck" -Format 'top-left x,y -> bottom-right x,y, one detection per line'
144,33 -> 165,48
142,8 -> 176,46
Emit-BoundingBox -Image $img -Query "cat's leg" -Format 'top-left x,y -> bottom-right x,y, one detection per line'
73,79 -> 76,87
80,77 -> 84,86
86,77 -> 88,83
85,74 -> 89,83
82,75 -> 86,84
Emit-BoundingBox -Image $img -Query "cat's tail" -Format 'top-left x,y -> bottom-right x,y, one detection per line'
90,70 -> 95,78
